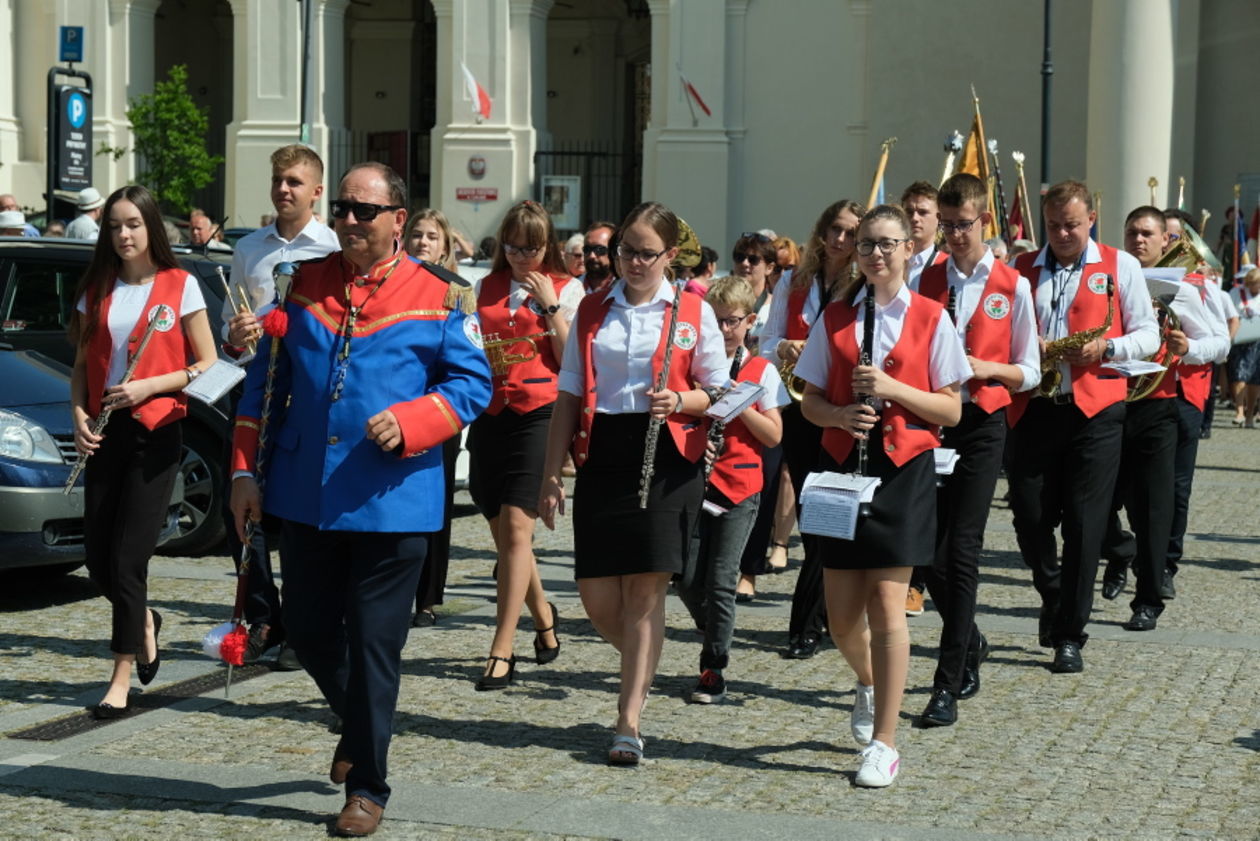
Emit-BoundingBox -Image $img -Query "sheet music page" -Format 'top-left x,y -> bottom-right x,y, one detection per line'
704,381 -> 766,423
183,359 -> 246,404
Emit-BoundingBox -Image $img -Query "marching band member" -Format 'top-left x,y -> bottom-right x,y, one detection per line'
538,201 -> 728,766
796,204 -> 969,787
914,174 -> 1039,727
469,201 -> 582,689
403,208 -> 462,628
71,185 -> 218,717
760,199 -> 865,658
1097,207 -> 1224,631
1008,181 -> 1158,673
230,163 -> 491,836
678,276 -> 787,704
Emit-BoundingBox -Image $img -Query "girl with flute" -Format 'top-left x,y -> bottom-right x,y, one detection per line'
794,205 -> 969,787
70,185 -> 217,718
469,201 -> 583,689
538,201 -> 728,765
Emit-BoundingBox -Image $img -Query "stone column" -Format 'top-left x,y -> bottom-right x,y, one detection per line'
1085,0 -> 1174,241
640,0 -> 731,254
224,0 -> 302,230
101,0 -> 159,188
723,0 -> 749,241
0,0 -> 22,185
430,0 -> 553,245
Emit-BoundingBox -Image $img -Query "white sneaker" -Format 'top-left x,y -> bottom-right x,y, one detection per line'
854,739 -> 900,787
850,682 -> 875,746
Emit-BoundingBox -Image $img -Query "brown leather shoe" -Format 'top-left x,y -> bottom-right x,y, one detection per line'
329,737 -> 353,785
334,795 -> 383,837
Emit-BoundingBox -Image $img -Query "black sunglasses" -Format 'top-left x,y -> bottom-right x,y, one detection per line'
732,251 -> 765,266
330,200 -> 403,221
582,244 -> 609,256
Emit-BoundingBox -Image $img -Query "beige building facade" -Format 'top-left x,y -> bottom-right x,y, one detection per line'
1,0 -> 1257,252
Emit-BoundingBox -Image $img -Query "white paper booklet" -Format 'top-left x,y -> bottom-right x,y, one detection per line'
704,380 -> 765,424
183,358 -> 247,404
935,448 -> 959,475
799,470 -> 882,541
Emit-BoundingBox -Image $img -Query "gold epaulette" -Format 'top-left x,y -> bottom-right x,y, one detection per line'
443,283 -> 476,314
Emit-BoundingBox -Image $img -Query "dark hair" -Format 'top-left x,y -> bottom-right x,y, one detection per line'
1124,205 -> 1166,230
1162,207 -> 1199,235
339,162 -> 406,208
696,245 -> 719,275
731,233 -> 775,266
618,201 -> 679,250
938,173 -> 988,212
72,185 -> 179,346
585,220 -> 617,237
490,200 -> 567,275
900,180 -> 938,205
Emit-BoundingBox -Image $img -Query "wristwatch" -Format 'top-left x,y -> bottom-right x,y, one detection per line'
542,303 -> 561,316
1103,339 -> 1115,360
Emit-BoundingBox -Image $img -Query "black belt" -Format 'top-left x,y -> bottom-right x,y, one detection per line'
1040,392 -> 1075,406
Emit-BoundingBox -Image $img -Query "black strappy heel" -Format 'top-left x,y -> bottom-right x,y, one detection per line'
533,602 -> 561,665
475,655 -> 516,691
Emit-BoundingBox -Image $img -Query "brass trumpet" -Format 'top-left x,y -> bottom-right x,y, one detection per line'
483,330 -> 556,376
779,358 -> 807,402
1039,277 -> 1114,398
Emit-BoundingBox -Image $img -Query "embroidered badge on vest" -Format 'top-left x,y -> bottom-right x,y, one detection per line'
147,303 -> 177,332
1086,272 -> 1109,294
982,293 -> 1011,319
674,321 -> 698,350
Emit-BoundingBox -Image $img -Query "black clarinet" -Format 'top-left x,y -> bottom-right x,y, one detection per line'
856,284 -> 877,479
947,285 -> 958,324
703,347 -> 744,489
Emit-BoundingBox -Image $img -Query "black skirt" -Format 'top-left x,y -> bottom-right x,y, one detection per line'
467,403 -> 554,517
811,425 -> 937,569
572,412 -> 704,579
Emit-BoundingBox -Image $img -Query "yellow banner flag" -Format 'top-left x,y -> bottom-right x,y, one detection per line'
954,90 -> 1000,240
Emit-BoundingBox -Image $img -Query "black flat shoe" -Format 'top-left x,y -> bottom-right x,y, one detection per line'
1123,606 -> 1158,631
475,654 -> 515,691
919,688 -> 957,727
1051,642 -> 1083,673
137,609 -> 162,686
959,632 -> 989,700
411,609 -> 437,628
782,635 -> 819,660
735,591 -> 755,604
92,700 -> 132,720
533,602 -> 560,665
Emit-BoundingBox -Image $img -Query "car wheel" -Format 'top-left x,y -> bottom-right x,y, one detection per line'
160,424 -> 226,556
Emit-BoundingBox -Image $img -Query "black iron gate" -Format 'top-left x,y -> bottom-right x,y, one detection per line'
534,140 -> 639,234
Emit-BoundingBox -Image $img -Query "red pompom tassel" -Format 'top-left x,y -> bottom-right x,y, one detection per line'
261,308 -> 289,338
220,624 -> 249,666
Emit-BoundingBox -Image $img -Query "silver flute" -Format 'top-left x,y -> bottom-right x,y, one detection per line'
638,279 -> 683,508
64,312 -> 162,494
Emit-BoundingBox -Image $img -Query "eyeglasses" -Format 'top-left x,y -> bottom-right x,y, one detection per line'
732,252 -> 765,266
503,243 -> 542,258
329,200 -> 403,221
717,315 -> 750,329
856,238 -> 910,256
740,231 -> 771,243
938,218 -> 979,235
565,251 -> 583,258
616,245 -> 667,264
582,244 -> 609,256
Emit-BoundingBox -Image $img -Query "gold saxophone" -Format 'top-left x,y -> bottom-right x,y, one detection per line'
1039,277 -> 1114,398
482,330 -> 556,376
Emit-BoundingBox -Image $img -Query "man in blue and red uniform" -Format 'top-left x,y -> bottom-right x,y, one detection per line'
230,162 -> 491,836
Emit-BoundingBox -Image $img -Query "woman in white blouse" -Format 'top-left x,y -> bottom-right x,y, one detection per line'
538,202 -> 729,766
796,205 -> 969,788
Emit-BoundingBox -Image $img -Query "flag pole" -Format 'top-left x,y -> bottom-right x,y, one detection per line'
866,137 -> 897,209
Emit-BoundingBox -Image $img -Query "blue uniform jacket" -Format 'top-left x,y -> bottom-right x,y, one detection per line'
232,252 -> 491,533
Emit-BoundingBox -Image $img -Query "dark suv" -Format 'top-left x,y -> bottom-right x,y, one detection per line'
0,236 -> 233,555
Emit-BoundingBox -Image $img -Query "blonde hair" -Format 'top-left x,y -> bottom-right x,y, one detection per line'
773,235 -> 800,269
270,144 -> 325,178
705,275 -> 757,314
795,199 -> 865,292
405,208 -> 458,271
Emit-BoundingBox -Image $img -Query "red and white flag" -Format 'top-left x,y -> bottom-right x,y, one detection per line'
680,72 -> 711,117
461,62 -> 492,121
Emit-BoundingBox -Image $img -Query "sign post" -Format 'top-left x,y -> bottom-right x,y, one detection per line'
46,27 -> 92,224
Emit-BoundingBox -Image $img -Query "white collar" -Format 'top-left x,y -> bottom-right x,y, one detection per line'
947,247 -> 995,281
611,277 -> 675,308
853,281 -> 912,311
1033,239 -> 1101,269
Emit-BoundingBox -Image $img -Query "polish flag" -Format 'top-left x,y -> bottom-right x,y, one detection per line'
680,72 -> 711,117
461,62 -> 492,121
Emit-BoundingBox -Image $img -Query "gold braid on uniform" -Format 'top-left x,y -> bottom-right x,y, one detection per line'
443,282 -> 477,314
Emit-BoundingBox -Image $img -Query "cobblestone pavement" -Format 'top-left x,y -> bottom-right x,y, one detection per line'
1,417 -> 1258,840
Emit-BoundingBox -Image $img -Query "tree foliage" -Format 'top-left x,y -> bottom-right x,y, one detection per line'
127,65 -> 223,213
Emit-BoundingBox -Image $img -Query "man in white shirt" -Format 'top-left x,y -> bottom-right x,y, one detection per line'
902,181 -> 947,291
65,187 -> 105,240
223,144 -> 340,669
1007,180 -> 1158,674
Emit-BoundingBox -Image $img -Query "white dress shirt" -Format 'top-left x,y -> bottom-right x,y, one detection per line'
1022,241 -> 1159,396
761,271 -> 829,363
907,244 -> 941,291
943,249 -> 1041,397
795,283 -> 972,399
734,350 -> 791,412
223,217 -> 340,339
1175,276 -> 1231,366
559,278 -> 730,412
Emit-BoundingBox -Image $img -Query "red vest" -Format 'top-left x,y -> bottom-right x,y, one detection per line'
918,259 -> 1020,414
820,293 -> 944,468
476,269 -> 567,415
785,282 -> 812,340
573,285 -> 707,465
710,354 -> 772,506
1174,273 -> 1211,411
85,268 -> 191,430
1009,244 -> 1127,424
